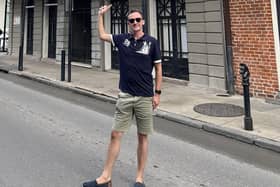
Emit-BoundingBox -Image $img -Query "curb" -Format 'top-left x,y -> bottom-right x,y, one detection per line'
0,65 -> 10,73
1,68 -> 280,154
9,70 -> 117,104
156,110 -> 280,153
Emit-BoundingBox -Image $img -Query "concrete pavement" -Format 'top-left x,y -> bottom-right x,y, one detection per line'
1,54 -> 280,153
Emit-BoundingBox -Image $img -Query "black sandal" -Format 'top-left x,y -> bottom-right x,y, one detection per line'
134,182 -> 145,187
82,180 -> 112,187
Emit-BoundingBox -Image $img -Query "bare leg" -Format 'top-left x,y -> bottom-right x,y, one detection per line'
136,133 -> 148,183
96,130 -> 123,184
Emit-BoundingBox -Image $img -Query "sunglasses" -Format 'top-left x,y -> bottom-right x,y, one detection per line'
128,18 -> 142,24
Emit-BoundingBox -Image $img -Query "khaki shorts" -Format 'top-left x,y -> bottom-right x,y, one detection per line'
113,91 -> 153,135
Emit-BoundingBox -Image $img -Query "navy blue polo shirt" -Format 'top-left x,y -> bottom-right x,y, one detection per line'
112,33 -> 161,97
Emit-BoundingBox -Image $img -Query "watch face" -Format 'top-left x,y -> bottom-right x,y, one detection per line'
155,90 -> 161,94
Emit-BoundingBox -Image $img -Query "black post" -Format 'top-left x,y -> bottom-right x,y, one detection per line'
239,63 -> 253,130
2,0 -> 8,52
61,50 -> 65,81
67,0 -> 72,82
18,0 -> 26,71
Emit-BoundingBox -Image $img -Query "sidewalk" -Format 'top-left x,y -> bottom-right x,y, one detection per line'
1,54 -> 280,153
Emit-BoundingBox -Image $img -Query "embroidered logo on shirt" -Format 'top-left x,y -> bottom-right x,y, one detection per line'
136,41 -> 151,55
123,39 -> 131,47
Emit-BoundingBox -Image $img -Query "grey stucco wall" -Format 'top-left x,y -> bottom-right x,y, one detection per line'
33,0 -> 43,57
186,0 -> 226,90
8,0 -> 20,55
8,0 -> 65,60
91,0 -> 101,67
56,0 -> 67,62
8,0 -> 43,59
129,0 -> 141,10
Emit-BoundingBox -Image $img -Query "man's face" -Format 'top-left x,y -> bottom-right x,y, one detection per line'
127,12 -> 144,33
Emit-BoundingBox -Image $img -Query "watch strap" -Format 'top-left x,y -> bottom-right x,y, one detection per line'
155,89 -> 161,95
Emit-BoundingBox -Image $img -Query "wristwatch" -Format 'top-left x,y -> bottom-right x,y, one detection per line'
155,89 -> 161,95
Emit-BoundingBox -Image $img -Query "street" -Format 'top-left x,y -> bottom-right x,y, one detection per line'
1,72 -> 280,187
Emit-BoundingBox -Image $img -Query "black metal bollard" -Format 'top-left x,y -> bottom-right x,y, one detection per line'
61,50 -> 65,81
68,60 -> 71,82
239,63 -> 253,130
18,46 -> 23,71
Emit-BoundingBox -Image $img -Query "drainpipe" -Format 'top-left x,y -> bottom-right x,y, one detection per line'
41,0 -> 44,60
67,0 -> 72,82
10,0 -> 15,54
222,0 -> 235,94
2,0 -> 8,52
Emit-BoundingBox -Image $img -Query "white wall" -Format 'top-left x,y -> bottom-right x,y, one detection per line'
271,0 -> 280,90
0,0 -> 4,31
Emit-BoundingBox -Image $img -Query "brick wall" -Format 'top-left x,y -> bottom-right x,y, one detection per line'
229,0 -> 279,98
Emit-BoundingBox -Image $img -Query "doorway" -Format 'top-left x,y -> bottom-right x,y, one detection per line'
71,0 -> 91,64
156,0 -> 189,80
48,6 -> 57,58
26,8 -> 34,55
110,0 -> 129,69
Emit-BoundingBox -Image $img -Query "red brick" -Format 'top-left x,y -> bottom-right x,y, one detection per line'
229,0 -> 279,99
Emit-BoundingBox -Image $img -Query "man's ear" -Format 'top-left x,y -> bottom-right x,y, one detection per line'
143,20 -> 145,25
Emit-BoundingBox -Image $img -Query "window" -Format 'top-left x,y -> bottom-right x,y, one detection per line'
73,0 -> 90,11
46,0 -> 57,3
26,0 -> 34,7
45,0 -> 58,6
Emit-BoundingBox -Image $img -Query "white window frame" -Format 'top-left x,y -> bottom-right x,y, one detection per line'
271,0 -> 280,90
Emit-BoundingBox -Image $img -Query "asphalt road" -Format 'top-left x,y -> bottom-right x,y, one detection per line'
1,72 -> 280,187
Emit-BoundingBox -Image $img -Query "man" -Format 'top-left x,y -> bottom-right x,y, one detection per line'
83,4 -> 162,187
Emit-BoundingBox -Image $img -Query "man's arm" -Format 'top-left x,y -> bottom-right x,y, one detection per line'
98,4 -> 112,42
153,62 -> 162,110
154,63 -> 162,92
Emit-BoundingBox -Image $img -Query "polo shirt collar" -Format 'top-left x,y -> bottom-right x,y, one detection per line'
128,33 -> 146,41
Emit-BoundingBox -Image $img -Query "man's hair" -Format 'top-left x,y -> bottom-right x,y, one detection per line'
128,9 -> 144,19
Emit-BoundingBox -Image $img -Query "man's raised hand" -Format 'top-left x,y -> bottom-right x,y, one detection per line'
98,4 -> 112,15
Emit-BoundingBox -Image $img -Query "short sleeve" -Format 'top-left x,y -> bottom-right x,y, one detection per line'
152,39 -> 162,64
112,34 -> 124,48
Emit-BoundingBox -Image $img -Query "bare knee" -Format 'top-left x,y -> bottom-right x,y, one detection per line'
138,133 -> 148,145
111,131 -> 123,141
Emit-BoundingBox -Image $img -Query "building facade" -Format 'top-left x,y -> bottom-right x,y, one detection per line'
0,0 -> 9,50
0,0 -> 5,31
6,0 -> 280,101
229,0 -> 280,100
